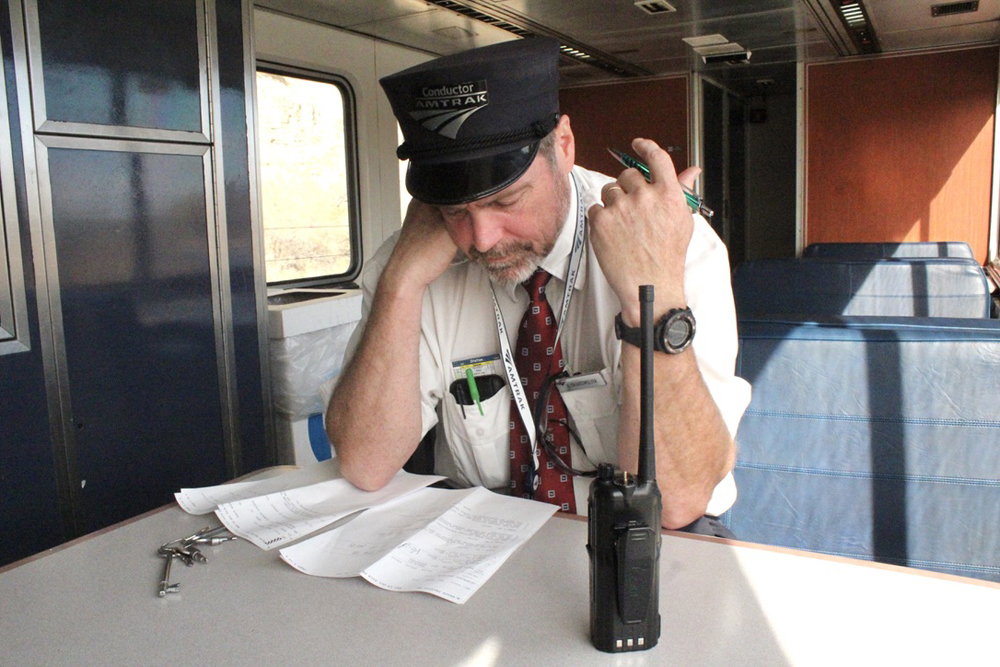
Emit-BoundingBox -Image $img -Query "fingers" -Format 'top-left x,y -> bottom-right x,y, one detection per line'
601,181 -> 625,204
587,201 -> 606,222
601,164 -> 649,206
601,139 -> 705,225
631,137 -> 678,186
627,138 -> 704,210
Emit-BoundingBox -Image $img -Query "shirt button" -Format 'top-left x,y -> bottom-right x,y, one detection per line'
476,428 -> 485,436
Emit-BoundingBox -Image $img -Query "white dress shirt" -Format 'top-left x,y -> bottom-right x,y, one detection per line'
339,165 -> 751,515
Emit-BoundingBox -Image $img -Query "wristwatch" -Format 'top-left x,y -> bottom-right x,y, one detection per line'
614,307 -> 696,354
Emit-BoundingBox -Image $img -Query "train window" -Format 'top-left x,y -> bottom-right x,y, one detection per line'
256,66 -> 360,286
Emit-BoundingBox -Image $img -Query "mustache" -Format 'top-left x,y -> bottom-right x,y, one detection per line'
467,241 -> 534,263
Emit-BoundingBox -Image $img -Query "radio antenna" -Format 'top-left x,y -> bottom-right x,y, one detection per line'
637,285 -> 655,483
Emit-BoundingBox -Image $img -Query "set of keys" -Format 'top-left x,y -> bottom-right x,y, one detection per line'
157,525 -> 237,597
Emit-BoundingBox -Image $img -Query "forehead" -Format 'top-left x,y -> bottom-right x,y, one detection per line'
441,154 -> 551,210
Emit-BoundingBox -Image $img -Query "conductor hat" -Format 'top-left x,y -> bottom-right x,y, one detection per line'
379,37 -> 561,205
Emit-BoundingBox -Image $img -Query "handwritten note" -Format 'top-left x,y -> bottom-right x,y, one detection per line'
279,487 -> 556,604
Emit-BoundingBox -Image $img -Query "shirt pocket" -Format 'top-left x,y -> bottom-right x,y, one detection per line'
562,368 -> 619,466
440,385 -> 512,490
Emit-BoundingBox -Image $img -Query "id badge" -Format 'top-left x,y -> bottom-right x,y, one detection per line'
451,354 -> 502,380
555,371 -> 607,392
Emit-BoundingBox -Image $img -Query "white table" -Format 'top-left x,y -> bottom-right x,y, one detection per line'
2,495 -> 998,665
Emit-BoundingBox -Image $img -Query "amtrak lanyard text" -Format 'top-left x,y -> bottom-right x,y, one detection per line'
491,171 -> 586,490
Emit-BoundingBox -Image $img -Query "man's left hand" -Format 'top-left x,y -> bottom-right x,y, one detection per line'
588,137 -> 701,324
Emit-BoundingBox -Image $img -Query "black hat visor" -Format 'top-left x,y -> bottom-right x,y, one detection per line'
406,139 -> 540,206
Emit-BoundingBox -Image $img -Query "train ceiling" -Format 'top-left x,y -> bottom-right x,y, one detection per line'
255,0 -> 1000,97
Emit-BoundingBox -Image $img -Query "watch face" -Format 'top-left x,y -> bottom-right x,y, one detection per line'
665,317 -> 691,348
658,309 -> 695,353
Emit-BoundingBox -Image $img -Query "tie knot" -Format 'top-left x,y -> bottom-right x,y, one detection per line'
524,269 -> 551,301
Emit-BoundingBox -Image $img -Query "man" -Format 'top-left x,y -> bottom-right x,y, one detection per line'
326,37 -> 751,532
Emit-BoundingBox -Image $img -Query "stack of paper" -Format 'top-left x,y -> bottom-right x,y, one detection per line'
175,462 -> 556,603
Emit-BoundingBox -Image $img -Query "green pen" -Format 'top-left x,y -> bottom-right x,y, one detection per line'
466,368 -> 484,416
607,147 -> 714,218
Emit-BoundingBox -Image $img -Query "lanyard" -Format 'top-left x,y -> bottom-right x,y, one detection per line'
491,170 -> 586,490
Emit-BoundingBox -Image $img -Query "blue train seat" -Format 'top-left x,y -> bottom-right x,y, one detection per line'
727,315 -> 1000,582
732,258 -> 991,318
802,241 -> 975,260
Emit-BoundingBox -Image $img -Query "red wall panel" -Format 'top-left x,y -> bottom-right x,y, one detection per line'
559,76 -> 689,178
806,47 -> 997,263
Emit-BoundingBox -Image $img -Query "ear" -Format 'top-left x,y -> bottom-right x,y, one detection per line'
554,114 -> 575,174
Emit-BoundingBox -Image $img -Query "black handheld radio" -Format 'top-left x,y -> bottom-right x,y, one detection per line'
587,285 -> 662,652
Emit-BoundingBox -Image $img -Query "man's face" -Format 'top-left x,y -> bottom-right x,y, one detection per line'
436,149 -> 571,285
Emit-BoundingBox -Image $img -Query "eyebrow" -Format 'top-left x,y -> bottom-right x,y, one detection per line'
439,181 -> 532,215
482,181 -> 532,206
438,183 -> 531,215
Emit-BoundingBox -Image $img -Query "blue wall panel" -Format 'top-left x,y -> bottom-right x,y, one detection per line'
0,0 -> 65,566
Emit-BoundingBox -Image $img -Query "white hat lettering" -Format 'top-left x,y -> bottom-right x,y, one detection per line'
409,80 -> 489,139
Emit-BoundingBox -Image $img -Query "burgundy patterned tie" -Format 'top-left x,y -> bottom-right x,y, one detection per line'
509,269 -> 577,513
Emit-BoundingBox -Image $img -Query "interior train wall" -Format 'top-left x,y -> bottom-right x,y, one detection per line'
0,0 -> 268,567
806,46 -> 998,264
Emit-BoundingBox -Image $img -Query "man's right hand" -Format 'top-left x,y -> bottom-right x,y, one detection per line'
382,199 -> 460,291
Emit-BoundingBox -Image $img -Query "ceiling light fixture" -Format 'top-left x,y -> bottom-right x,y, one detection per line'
835,1 -> 881,53
634,1 -> 676,15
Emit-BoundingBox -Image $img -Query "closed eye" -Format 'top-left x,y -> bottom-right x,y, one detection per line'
490,194 -> 522,209
439,206 -> 468,221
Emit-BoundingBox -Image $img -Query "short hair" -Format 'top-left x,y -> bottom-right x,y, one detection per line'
536,116 -> 561,168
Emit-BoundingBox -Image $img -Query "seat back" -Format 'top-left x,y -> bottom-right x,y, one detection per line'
728,315 -> 1000,582
732,258 -> 990,318
802,241 -> 975,260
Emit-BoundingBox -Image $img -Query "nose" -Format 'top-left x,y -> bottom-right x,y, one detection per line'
469,210 -> 504,253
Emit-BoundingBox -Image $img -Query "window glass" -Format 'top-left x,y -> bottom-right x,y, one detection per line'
256,68 -> 358,284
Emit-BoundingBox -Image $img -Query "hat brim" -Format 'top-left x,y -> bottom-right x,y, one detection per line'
405,140 -> 540,206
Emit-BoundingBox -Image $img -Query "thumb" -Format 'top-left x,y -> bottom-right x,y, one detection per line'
677,165 -> 702,191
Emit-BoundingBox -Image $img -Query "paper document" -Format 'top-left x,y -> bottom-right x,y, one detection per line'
175,459 -> 344,515
214,469 -> 444,550
279,486 -> 557,604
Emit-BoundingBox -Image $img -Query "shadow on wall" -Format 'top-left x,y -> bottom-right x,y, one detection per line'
806,47 -> 998,264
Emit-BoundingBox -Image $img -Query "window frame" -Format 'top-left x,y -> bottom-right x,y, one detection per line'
255,61 -> 362,288
1,25 -> 29,355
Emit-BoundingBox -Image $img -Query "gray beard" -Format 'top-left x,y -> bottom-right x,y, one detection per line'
475,169 -> 572,286
468,244 -> 546,286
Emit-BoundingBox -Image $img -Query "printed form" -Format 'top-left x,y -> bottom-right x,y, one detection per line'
213,471 -> 444,550
174,461 -> 556,603
279,486 -> 557,604
175,459 -> 346,515
175,459 -> 444,550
